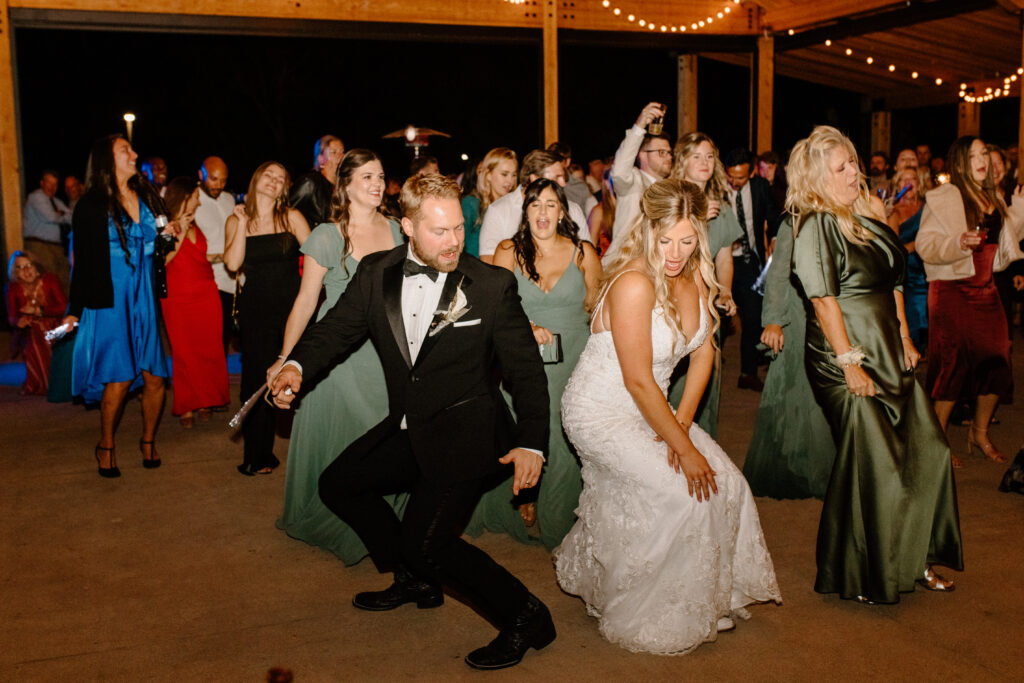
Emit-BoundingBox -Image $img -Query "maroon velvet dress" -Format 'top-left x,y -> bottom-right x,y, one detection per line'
926,210 -> 1012,402
160,226 -> 230,415
5,272 -> 67,395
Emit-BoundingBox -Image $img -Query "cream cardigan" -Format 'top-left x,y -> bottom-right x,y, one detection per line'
917,182 -> 1024,281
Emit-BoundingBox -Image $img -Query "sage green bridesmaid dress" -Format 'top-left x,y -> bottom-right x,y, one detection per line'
792,212 -> 963,604
465,248 -> 590,550
276,220 -> 408,564
667,208 -> 743,437
742,217 -> 835,499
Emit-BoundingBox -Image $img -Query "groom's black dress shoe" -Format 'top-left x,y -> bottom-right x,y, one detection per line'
464,595 -> 556,670
352,568 -> 444,611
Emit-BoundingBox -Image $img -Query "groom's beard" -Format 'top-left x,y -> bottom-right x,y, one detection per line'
409,234 -> 463,273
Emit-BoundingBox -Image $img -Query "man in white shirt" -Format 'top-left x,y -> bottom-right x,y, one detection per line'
23,170 -> 72,293
478,149 -> 589,263
193,156 -> 236,352
602,102 -> 673,262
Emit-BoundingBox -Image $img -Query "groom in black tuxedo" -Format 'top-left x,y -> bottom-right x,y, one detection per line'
271,174 -> 553,670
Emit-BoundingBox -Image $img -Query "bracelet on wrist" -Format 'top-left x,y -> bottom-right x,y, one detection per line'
835,347 -> 866,369
277,355 -> 286,360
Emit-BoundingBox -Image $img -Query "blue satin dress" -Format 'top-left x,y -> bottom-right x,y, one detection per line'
72,203 -> 169,403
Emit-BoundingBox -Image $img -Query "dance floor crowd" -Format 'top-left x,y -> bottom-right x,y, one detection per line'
6,108 -> 1024,671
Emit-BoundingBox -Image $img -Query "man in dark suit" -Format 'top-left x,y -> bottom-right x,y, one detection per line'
271,174 -> 554,670
724,148 -> 781,392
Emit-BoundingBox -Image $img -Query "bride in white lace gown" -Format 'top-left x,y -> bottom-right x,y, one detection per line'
554,179 -> 781,655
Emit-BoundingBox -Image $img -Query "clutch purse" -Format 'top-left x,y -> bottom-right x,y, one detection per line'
539,333 -> 563,364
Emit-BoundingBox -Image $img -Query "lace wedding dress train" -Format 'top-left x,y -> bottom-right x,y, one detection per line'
554,280 -> 782,654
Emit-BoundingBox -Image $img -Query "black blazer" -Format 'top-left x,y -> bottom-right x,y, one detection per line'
289,172 -> 334,228
743,175 -> 782,263
289,246 -> 549,482
68,189 -> 166,318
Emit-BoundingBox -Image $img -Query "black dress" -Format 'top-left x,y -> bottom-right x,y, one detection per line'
238,231 -> 300,474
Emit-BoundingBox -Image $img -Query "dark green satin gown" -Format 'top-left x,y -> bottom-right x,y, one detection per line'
792,212 -> 963,604
743,217 -> 835,499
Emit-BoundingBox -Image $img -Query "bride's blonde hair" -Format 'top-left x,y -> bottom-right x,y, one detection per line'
599,179 -> 720,342
786,125 -> 878,243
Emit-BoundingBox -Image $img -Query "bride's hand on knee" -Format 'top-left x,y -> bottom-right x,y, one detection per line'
678,449 -> 717,502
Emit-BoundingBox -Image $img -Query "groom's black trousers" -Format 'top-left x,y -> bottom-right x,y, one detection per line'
318,429 -> 531,627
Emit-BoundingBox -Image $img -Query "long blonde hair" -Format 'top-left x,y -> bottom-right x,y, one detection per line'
475,147 -> 518,214
599,179 -> 720,342
670,132 -> 730,202
786,125 -> 877,244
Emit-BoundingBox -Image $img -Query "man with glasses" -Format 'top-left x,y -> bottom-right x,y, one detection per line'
603,102 -> 673,262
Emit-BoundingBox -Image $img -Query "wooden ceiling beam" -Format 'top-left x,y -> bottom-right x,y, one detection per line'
763,0 -> 899,30
775,0 -> 997,51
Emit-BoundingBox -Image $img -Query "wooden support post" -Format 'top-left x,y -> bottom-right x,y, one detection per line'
870,111 -> 891,157
1019,14 -> 1024,180
0,0 -> 22,259
958,101 -> 981,138
756,34 -> 774,154
542,0 -> 558,147
677,54 -> 698,137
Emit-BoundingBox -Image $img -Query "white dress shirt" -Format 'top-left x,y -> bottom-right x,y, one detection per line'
478,186 -> 590,257
402,249 -> 449,365
194,188 -> 238,293
730,182 -> 756,257
603,125 -> 660,264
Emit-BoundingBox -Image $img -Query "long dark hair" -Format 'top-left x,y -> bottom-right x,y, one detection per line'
329,149 -> 389,275
242,162 -> 292,234
512,178 -> 582,284
84,134 -> 166,266
947,136 -> 1007,229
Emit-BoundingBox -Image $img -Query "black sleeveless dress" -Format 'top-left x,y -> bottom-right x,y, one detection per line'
238,232 -> 300,474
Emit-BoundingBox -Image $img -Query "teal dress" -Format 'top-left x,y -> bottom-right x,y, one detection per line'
792,212 -> 963,603
667,208 -> 743,437
466,247 -> 590,549
742,217 -> 835,499
462,195 -> 482,257
276,219 -> 408,564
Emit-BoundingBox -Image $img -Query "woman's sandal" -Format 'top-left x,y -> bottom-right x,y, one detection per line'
140,439 -> 161,469
967,425 -> 1008,463
917,565 -> 955,592
519,502 -> 538,527
95,445 -> 120,479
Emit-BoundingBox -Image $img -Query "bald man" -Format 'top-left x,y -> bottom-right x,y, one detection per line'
194,156 -> 237,354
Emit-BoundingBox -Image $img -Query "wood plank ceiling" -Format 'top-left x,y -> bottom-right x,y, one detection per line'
7,0 -> 1024,106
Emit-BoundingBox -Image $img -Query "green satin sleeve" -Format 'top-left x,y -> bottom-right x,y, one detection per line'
707,207 -> 743,256
792,213 -> 843,300
761,217 -> 795,328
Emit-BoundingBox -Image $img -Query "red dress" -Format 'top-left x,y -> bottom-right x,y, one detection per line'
5,272 -> 67,395
161,226 -> 230,415
926,210 -> 1012,402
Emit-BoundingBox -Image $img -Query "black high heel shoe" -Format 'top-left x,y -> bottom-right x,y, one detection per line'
140,439 -> 161,469
95,445 -> 120,478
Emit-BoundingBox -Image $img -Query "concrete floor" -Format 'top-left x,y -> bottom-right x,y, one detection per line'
3,333 -> 1024,681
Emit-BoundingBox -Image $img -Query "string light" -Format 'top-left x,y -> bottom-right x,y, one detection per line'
598,0 -> 739,33
821,40 -> 965,88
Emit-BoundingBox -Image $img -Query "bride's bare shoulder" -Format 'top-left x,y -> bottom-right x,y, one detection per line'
606,265 -> 655,305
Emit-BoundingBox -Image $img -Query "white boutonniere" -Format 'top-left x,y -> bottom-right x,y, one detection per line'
429,278 -> 471,337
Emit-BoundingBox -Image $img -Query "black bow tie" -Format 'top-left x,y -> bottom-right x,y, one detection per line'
403,259 -> 439,282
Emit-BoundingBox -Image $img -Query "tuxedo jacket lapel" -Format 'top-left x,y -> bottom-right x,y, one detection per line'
416,268 -> 471,368
383,258 -> 413,369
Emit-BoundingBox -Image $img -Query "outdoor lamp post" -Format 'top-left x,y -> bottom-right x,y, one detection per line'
123,112 -> 136,143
